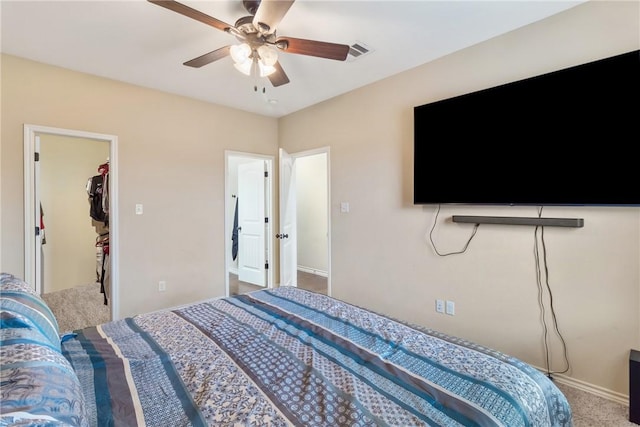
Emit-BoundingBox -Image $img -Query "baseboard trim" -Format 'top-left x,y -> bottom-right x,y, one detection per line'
545,370 -> 629,406
297,266 -> 328,277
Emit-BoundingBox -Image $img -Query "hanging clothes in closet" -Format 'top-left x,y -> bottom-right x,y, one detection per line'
95,233 -> 109,305
87,161 -> 109,226
40,203 -> 47,245
232,196 -> 239,261
87,160 -> 110,305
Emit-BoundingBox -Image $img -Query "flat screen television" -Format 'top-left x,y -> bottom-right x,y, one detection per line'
413,49 -> 640,206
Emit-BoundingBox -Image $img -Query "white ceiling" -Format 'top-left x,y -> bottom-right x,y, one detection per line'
1,0 -> 584,118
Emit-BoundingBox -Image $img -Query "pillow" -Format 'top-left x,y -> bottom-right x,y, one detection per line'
1,273 -> 89,426
0,272 -> 60,350
0,339 -> 89,426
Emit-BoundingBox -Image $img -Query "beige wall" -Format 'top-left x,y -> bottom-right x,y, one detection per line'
1,0 -> 638,398
1,54 -> 279,318
296,153 -> 328,273
279,1 -> 640,396
40,134 -> 109,293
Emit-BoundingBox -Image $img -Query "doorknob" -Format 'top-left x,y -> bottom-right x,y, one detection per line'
276,233 -> 289,239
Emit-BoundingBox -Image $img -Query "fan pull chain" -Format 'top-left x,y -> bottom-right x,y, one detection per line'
249,58 -> 266,94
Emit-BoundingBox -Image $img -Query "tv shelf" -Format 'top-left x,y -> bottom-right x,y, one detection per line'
451,216 -> 584,228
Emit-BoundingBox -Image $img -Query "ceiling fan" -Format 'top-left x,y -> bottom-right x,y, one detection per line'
148,0 -> 351,88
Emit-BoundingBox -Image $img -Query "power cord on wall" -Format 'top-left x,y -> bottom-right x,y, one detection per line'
429,204 -> 570,377
534,207 -> 570,378
429,204 -> 479,256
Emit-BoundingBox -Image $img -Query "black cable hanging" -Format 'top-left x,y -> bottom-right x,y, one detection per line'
429,204 -> 479,256
534,206 -> 570,378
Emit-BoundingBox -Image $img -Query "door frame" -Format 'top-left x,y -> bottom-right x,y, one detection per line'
224,150 -> 274,296
279,146 -> 331,296
23,124 -> 119,319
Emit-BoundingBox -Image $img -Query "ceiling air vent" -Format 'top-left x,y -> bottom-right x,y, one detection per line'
347,41 -> 373,62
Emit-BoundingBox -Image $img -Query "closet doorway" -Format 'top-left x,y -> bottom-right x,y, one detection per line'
279,147 -> 330,295
224,151 -> 274,296
24,124 -> 119,321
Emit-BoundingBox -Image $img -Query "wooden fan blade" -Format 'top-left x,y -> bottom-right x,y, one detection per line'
148,0 -> 232,32
253,0 -> 295,34
268,61 -> 290,87
183,46 -> 231,68
276,37 -> 349,61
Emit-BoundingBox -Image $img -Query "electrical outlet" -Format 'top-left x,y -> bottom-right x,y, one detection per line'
446,300 -> 455,315
158,280 -> 166,292
435,299 -> 445,313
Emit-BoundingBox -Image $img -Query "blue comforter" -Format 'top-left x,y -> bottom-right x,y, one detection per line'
62,287 -> 572,426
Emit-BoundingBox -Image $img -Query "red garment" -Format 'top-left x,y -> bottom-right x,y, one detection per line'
98,162 -> 109,176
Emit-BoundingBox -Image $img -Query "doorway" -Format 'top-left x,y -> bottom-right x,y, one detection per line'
39,134 -> 109,294
279,147 -> 331,295
23,124 -> 119,320
224,151 -> 274,296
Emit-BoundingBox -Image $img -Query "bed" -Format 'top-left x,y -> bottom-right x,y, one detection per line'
1,272 -> 573,426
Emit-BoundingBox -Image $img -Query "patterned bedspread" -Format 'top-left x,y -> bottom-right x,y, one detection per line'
62,287 -> 572,426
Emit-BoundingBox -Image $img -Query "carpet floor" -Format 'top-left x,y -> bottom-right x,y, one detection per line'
42,282 -> 110,332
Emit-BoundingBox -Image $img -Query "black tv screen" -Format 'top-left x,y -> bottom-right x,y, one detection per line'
413,49 -> 640,206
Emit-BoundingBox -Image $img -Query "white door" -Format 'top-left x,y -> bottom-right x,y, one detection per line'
34,136 -> 43,294
237,160 -> 266,286
279,149 -> 297,287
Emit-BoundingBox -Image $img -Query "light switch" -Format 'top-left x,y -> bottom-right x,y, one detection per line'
340,202 -> 350,213
135,204 -> 143,215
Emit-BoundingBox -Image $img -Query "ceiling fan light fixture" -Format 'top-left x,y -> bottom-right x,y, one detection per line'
257,45 -> 278,67
258,61 -> 276,77
230,43 -> 252,64
234,59 -> 253,76
148,0 -> 352,88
